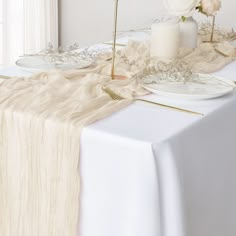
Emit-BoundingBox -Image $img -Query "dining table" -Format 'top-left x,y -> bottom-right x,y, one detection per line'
1,42 -> 236,236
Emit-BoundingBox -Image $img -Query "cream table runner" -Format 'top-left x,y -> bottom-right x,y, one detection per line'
0,68 -> 147,236
0,40 -> 235,236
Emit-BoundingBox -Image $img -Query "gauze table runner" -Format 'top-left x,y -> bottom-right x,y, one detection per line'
0,40 -> 235,235
0,68 -> 148,236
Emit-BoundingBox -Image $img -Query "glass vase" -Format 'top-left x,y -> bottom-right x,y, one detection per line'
179,17 -> 198,49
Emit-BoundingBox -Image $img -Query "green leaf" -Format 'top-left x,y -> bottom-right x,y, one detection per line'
181,16 -> 186,22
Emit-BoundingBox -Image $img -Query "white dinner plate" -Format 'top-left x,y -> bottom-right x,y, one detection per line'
142,74 -> 235,100
16,57 -> 93,73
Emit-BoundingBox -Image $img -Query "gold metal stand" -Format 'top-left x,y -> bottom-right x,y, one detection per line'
203,16 -> 216,43
210,16 -> 216,42
111,0 -> 126,80
111,0 -> 119,80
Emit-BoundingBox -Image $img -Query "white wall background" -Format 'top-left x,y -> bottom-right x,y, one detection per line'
59,0 -> 236,47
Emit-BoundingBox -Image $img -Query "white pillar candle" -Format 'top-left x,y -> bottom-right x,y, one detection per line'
151,22 -> 180,61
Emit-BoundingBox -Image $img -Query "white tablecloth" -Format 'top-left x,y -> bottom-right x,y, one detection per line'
1,61 -> 236,236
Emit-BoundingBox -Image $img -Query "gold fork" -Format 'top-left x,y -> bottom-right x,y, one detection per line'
103,87 -> 204,116
103,42 -> 127,47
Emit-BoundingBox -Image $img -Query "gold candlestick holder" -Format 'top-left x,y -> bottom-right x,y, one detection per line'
203,16 -> 216,43
210,15 -> 216,43
111,0 -> 127,80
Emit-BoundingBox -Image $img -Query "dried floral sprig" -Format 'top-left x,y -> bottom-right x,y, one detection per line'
199,22 -> 236,42
22,43 -> 109,65
132,60 -> 200,85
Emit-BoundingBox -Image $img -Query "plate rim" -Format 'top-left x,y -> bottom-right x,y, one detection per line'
15,57 -> 93,72
141,73 -> 235,100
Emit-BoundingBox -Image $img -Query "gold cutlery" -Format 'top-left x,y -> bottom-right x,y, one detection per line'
103,42 -> 127,47
103,87 -> 204,116
214,48 -> 229,57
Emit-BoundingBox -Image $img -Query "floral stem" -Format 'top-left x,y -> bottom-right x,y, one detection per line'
210,16 -> 216,42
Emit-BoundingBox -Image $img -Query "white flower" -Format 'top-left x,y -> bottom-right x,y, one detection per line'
201,0 -> 221,16
164,0 -> 200,17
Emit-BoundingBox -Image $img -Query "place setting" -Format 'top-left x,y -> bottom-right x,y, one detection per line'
12,0 -> 236,111
6,0 -> 235,121
96,0 -> 235,102
15,43 -> 97,73
1,0 -> 236,118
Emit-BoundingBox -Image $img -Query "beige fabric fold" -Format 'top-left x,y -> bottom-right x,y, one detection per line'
180,43 -> 235,73
0,39 -> 235,236
0,69 -> 146,236
119,40 -> 236,74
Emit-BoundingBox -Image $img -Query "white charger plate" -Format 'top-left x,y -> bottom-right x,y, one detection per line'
16,57 -> 93,73
142,74 -> 235,100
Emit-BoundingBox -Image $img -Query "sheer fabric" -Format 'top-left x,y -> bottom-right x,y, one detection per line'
3,0 -> 58,65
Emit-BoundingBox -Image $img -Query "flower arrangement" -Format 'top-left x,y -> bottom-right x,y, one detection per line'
196,0 -> 221,42
164,0 -> 221,17
164,0 -> 199,17
164,0 -> 222,42
196,0 -> 221,16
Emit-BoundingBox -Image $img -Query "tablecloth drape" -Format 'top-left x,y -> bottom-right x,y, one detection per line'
0,41 -> 236,236
79,61 -> 236,236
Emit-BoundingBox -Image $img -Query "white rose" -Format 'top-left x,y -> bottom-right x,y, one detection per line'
164,0 -> 200,16
201,0 -> 221,16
